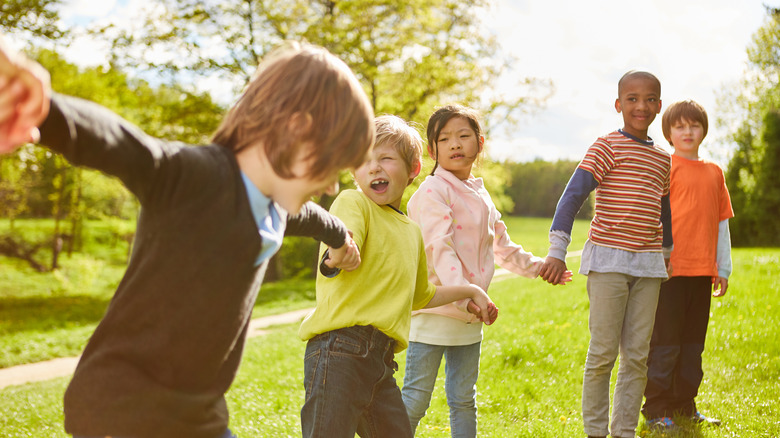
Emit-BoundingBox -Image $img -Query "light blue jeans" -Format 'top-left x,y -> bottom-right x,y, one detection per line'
401,341 -> 481,438
582,272 -> 661,438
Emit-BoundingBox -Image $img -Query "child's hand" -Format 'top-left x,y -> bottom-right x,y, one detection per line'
539,257 -> 568,285
465,284 -> 496,325
555,270 -> 574,285
0,35 -> 50,153
323,232 -> 360,271
712,276 -> 728,297
467,300 -> 499,325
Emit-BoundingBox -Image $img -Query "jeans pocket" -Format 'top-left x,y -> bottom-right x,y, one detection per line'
331,334 -> 364,356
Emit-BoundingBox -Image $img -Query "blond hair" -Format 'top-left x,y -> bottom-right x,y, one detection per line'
212,42 -> 374,179
373,115 -> 423,185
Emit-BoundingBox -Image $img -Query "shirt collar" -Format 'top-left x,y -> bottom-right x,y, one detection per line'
240,171 -> 286,265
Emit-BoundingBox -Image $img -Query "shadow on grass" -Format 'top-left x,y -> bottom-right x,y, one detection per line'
0,295 -> 111,334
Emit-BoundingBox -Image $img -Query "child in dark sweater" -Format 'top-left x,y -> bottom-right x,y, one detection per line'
0,35 -> 374,438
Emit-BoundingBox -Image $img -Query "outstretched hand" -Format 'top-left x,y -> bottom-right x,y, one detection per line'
539,257 -> 573,285
0,34 -> 51,153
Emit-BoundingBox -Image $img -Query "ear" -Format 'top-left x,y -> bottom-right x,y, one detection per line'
427,141 -> 436,160
615,98 -> 622,113
410,158 -> 422,180
287,112 -> 313,135
478,135 -> 485,153
657,99 -> 663,114
407,158 -> 422,186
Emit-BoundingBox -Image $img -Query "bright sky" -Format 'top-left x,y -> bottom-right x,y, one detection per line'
484,0 -> 776,166
16,0 -> 779,166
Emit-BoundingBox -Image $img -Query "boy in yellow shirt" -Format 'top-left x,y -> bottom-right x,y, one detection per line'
299,115 -> 497,438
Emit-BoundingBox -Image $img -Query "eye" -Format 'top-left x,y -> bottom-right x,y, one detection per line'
438,137 -> 448,142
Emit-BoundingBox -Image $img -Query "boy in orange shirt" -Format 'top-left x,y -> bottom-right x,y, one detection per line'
642,100 -> 734,430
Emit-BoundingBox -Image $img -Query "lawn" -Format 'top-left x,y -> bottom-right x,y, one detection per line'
1,218 -> 778,437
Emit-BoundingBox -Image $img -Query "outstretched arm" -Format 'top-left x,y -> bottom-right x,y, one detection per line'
540,168 -> 596,285
425,284 -> 497,325
0,34 -> 50,152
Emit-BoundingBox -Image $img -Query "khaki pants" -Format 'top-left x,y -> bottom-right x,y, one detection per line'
581,272 -> 661,438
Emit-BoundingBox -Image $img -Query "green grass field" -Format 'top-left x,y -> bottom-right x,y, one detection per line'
1,218 -> 778,437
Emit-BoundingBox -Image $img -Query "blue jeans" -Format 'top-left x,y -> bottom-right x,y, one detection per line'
401,341 -> 481,438
74,428 -> 236,438
301,325 -> 412,438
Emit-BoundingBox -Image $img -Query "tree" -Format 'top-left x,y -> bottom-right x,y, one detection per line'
504,159 -> 593,219
0,48 -> 225,270
722,6 -> 780,246
102,0 -> 546,129
0,0 -> 64,39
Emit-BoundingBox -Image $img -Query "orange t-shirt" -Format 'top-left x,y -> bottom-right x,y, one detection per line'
669,154 -> 734,277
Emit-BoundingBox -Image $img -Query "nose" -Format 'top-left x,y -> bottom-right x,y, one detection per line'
367,158 -> 381,174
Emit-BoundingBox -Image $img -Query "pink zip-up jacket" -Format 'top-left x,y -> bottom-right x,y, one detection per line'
407,167 -> 543,323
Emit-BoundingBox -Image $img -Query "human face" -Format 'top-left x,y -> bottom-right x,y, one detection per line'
670,118 -> 704,160
432,116 -> 483,180
615,76 -> 662,140
354,142 -> 411,209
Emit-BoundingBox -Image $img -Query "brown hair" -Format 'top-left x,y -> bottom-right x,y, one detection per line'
212,41 -> 374,180
373,115 -> 423,184
426,104 -> 483,175
661,100 -> 709,145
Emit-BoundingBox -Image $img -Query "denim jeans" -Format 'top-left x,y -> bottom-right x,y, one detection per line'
401,341 -> 481,438
74,428 -> 237,438
582,272 -> 661,438
301,325 -> 412,438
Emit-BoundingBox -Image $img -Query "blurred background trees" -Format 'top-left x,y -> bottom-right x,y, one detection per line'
4,0 -> 777,277
722,6 -> 780,246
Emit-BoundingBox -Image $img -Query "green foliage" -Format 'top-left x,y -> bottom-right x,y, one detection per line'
724,8 -> 780,246
505,159 -> 594,218
104,0 -> 549,138
0,0 -> 64,39
728,110 -> 780,246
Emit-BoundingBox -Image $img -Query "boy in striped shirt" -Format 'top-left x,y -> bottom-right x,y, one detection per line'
539,70 -> 673,438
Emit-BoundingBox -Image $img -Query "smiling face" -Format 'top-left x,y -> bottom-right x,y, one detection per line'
615,74 -> 662,140
354,142 -> 414,209
431,116 -> 483,180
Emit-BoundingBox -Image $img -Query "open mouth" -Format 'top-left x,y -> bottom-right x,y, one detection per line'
450,153 -> 465,159
370,179 -> 389,193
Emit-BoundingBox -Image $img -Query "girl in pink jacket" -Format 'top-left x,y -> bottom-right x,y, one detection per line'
401,104 -> 570,437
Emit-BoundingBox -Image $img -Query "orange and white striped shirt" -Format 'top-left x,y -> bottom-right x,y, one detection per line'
579,130 -> 671,252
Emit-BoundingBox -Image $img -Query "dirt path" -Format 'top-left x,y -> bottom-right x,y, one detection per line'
0,307 -> 314,390
0,252 -> 584,390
